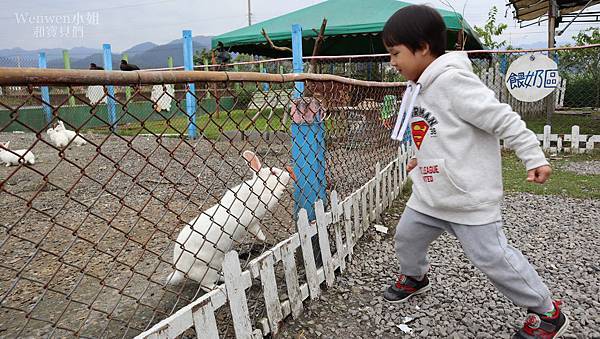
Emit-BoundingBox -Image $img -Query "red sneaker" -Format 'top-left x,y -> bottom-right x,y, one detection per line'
383,274 -> 430,303
512,300 -> 570,339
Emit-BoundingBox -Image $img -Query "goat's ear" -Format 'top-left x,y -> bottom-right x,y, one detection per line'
242,150 -> 261,172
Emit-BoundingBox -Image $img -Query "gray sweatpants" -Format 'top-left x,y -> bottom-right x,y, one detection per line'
395,207 -> 553,311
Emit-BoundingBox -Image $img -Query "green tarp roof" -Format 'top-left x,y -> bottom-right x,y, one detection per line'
212,0 -> 484,57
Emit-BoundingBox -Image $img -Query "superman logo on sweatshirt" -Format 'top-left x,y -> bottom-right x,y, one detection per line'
410,107 -> 439,149
411,121 -> 429,149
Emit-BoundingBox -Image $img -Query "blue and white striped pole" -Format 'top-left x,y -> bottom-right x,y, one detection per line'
183,30 -> 197,139
290,23 -> 327,221
38,52 -> 52,123
102,43 -> 117,131
260,62 -> 269,92
291,24 -> 304,99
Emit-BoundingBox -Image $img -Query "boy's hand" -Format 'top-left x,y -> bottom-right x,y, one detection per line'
526,165 -> 552,184
407,158 -> 417,173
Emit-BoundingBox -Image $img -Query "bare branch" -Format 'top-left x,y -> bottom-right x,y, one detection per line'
261,28 -> 292,53
309,18 -> 328,73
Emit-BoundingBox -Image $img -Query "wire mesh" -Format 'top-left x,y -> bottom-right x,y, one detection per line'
208,45 -> 600,117
305,46 -> 600,117
0,68 -> 404,338
1,44 -> 596,338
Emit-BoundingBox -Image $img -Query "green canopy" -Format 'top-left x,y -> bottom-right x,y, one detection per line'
212,0 -> 484,57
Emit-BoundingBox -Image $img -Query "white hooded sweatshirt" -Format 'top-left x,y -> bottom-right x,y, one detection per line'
394,52 -> 549,225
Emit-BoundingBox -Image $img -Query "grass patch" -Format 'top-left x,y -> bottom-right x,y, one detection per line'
523,112 -> 600,134
97,108 -> 287,139
502,150 -> 600,199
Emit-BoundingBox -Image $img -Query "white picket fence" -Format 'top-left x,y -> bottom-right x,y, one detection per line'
501,125 -> 600,153
537,125 -> 600,153
137,145 -> 412,339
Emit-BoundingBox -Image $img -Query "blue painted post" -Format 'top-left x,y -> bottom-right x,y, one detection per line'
499,54 -> 508,75
291,24 -> 304,99
102,44 -> 117,131
290,23 -> 327,221
260,62 -> 269,92
38,52 -> 52,123
234,64 -> 240,90
183,30 -> 197,139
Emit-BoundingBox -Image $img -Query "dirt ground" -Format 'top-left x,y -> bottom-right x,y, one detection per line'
0,130 -> 395,338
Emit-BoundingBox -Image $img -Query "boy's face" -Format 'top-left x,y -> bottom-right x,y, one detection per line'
387,44 -> 434,82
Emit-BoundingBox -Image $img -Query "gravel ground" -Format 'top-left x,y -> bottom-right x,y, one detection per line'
277,193 -> 600,339
559,160 -> 600,176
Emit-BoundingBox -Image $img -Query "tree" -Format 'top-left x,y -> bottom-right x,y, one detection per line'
193,48 -> 212,66
557,27 -> 600,108
474,6 -> 508,50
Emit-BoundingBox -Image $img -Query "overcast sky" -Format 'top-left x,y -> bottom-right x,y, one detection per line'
2,0 -> 598,52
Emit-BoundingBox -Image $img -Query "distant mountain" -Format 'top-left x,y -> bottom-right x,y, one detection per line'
111,35 -> 213,69
1,35 -> 212,69
65,36 -> 212,69
123,42 -> 159,56
68,47 -> 103,59
166,35 -> 212,47
0,46 -> 101,67
60,53 -> 122,70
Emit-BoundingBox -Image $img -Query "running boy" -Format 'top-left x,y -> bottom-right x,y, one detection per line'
382,5 -> 568,338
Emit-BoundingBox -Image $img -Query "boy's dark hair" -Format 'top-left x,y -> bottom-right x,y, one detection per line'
382,5 -> 447,57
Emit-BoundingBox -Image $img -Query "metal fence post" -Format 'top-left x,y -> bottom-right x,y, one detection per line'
122,53 -> 132,101
102,44 -> 117,131
291,24 -> 304,99
183,30 -> 197,139
260,61 -> 269,92
38,52 -> 52,123
62,50 -> 76,106
234,64 -> 240,90
203,57 -> 211,99
290,23 -> 327,221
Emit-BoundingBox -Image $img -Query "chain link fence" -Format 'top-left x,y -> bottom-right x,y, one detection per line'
468,45 -> 600,119
305,45 -> 599,118
212,45 -> 600,118
1,44 -> 597,338
0,68 -> 405,337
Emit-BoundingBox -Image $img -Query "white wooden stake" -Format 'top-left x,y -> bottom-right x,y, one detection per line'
343,199 -> 354,261
192,302 -> 220,339
571,125 -> 580,153
315,199 -> 335,287
259,253 -> 283,334
223,251 -> 253,339
280,240 -> 303,318
296,209 -> 320,299
353,192 -> 363,240
543,125 -> 551,151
